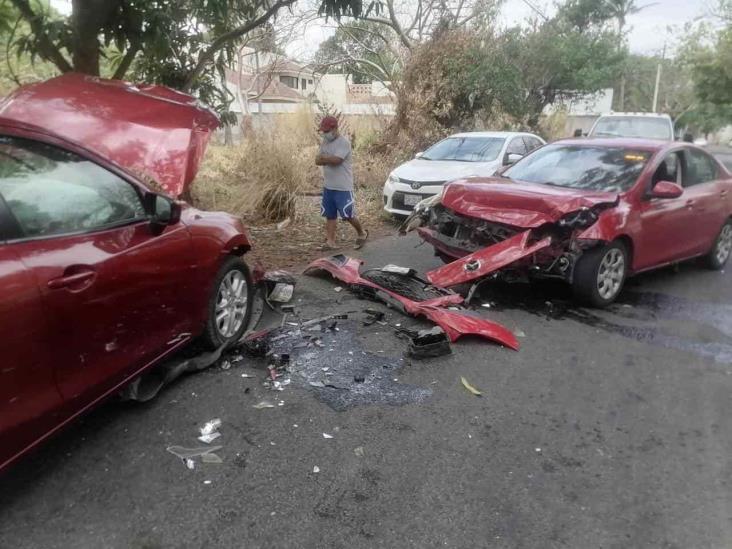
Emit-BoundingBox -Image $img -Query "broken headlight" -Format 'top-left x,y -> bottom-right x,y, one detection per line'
557,208 -> 598,229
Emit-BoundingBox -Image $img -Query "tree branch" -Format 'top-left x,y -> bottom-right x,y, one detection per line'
112,42 -> 139,80
10,0 -> 72,72
182,0 -> 296,92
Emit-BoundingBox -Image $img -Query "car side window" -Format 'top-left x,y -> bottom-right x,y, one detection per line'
0,136 -> 146,239
522,137 -> 542,152
652,151 -> 683,187
507,138 -> 528,156
683,149 -> 718,187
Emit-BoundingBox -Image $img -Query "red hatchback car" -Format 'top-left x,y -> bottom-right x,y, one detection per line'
0,74 -> 254,471
406,138 -> 732,306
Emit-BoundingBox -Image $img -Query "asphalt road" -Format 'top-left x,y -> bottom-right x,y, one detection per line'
1,233 -> 731,549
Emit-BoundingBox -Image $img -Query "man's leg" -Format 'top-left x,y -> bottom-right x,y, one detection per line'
321,189 -> 338,248
346,217 -> 366,238
325,218 -> 337,246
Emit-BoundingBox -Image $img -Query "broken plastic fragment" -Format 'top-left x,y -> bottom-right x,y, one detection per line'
185,458 -> 195,470
309,381 -> 326,388
313,466 -> 320,473
167,445 -> 223,460
200,418 -> 222,436
198,432 -> 222,444
354,446 -> 365,457
253,401 -> 275,409
270,283 -> 294,303
334,286 -> 343,292
381,265 -> 412,275
202,453 -> 223,464
323,433 -> 334,439
514,329 -> 526,338
220,360 -> 231,370
460,376 -> 482,397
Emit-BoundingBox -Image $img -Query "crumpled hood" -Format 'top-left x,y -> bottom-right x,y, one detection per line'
442,177 -> 619,228
0,73 -> 219,197
394,158 -> 499,183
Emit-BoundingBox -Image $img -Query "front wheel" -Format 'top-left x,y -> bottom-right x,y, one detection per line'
704,220 -> 732,270
201,256 -> 254,350
572,242 -> 628,307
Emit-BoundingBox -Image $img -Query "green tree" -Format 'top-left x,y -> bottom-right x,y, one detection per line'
6,0 -> 371,95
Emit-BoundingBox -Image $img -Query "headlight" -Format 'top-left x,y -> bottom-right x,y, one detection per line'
388,173 -> 400,184
557,208 -> 598,229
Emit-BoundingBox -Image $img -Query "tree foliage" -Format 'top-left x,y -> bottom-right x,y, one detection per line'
5,0 -> 369,112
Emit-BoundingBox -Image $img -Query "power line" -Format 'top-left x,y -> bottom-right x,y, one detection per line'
521,0 -> 549,21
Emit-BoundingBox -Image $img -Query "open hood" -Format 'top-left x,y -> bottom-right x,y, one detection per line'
394,159 -> 499,182
0,73 -> 219,197
442,178 -> 619,228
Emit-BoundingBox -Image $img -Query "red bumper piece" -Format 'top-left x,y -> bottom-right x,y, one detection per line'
426,231 -> 552,287
304,255 -> 519,350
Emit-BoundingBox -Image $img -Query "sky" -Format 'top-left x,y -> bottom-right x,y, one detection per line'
50,0 -> 711,59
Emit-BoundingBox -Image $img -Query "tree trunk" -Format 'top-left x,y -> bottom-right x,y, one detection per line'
619,74 -> 626,111
70,0 -> 117,75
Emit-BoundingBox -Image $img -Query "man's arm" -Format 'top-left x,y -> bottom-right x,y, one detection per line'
315,154 -> 345,166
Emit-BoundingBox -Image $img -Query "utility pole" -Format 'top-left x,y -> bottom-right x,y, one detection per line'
652,42 -> 666,113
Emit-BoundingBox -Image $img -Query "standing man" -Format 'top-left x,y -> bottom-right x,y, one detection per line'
315,115 -> 368,250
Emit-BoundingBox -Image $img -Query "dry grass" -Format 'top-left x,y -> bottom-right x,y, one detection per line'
191,109 -> 401,268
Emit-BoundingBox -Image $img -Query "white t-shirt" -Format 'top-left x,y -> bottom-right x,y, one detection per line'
319,135 -> 353,191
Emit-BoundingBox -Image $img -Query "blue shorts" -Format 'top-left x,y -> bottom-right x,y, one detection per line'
321,189 -> 355,220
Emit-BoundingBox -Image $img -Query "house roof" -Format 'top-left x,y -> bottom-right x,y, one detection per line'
225,68 -> 304,102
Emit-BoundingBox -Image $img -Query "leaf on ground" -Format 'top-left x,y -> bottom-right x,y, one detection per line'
460,376 -> 482,397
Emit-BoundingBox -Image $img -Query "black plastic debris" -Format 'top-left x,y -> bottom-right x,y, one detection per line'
363,308 -> 386,326
231,319 -> 431,411
407,327 -> 452,359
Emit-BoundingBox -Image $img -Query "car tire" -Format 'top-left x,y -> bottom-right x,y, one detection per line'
704,220 -> 732,270
572,241 -> 628,307
201,256 -> 254,350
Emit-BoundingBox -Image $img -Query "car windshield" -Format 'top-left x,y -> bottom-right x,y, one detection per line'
503,144 -> 651,192
591,116 -> 672,140
422,137 -> 504,162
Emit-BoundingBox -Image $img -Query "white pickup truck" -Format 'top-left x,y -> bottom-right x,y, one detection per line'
579,112 -> 675,141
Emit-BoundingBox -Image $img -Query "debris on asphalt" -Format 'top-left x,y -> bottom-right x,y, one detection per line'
198,432 -> 221,444
334,286 -> 343,292
220,359 -> 231,370
313,466 -> 320,473
354,446 -> 365,457
203,480 -> 212,484
200,419 -> 222,437
252,401 -> 276,409
232,318 -> 432,411
514,329 -> 526,338
323,433 -> 334,439
460,376 -> 483,397
264,270 -> 297,303
201,453 -> 223,464
167,444 -> 224,469
407,327 -> 452,359
304,255 -> 519,350
186,458 -> 195,470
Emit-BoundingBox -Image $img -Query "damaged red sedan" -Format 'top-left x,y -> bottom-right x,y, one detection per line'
405,138 -> 732,306
0,74 -> 254,471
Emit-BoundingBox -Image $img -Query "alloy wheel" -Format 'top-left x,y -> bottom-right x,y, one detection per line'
215,270 -> 249,338
715,224 -> 732,266
597,248 -> 625,300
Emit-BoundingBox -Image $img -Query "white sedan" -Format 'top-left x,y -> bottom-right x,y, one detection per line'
383,131 -> 545,215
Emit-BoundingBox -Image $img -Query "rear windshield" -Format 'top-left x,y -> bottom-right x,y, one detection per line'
503,144 -> 651,192
591,116 -> 672,140
422,137 -> 505,162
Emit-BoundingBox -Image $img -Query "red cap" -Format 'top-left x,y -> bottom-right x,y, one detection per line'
318,116 -> 338,132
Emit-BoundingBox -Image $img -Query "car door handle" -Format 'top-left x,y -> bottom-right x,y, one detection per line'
48,269 -> 96,290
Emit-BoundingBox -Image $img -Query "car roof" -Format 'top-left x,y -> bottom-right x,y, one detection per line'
597,112 -> 672,120
551,137 -> 671,151
448,131 -> 538,139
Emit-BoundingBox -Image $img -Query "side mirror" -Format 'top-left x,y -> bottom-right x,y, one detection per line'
415,151 -> 424,159
650,180 -> 683,199
146,193 -> 181,232
573,128 -> 583,137
504,153 -> 523,166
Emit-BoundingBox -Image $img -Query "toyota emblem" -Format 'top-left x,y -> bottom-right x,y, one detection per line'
410,181 -> 421,190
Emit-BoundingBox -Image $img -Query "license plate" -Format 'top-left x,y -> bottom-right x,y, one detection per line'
403,193 -> 422,206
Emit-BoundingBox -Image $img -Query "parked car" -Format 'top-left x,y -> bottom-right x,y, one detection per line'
403,138 -> 732,306
582,112 -> 675,141
0,74 -> 254,472
383,131 -> 545,215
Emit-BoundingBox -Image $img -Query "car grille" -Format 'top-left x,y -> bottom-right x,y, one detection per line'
392,191 -> 432,211
398,178 -> 447,190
